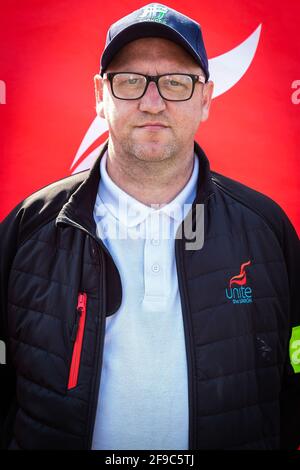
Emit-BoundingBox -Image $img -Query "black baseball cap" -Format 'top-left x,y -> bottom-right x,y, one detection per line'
100,3 -> 209,81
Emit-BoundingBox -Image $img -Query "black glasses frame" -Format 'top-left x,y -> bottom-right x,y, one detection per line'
103,72 -> 206,101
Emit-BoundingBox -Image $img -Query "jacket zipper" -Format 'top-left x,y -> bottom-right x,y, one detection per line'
86,246 -> 106,449
68,292 -> 88,390
175,195 -> 214,449
175,236 -> 197,450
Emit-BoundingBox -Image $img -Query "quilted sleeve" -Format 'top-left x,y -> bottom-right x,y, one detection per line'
278,210 -> 300,449
0,203 -> 24,448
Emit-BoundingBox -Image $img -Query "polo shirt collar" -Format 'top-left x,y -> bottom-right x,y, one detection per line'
95,151 -> 199,228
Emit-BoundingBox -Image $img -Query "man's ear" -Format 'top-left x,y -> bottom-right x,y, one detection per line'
94,74 -> 105,118
200,80 -> 214,122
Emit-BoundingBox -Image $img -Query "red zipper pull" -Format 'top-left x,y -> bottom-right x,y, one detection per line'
71,294 -> 85,342
77,292 -> 86,311
68,292 -> 88,390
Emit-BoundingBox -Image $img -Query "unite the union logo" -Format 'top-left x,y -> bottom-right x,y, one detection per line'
225,260 -> 253,304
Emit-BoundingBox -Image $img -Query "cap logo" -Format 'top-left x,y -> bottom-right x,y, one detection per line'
138,4 -> 168,23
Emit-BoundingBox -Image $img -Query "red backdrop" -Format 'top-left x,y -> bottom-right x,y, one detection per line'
1,0 -> 299,234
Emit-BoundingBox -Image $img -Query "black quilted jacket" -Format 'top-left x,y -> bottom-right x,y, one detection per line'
0,142 -> 299,449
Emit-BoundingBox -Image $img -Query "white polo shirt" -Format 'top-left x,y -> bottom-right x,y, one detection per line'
91,151 -> 199,450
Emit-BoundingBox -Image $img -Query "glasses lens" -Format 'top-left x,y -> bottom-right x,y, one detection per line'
112,73 -> 147,99
158,74 -> 193,100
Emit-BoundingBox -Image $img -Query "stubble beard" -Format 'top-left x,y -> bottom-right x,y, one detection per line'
122,138 -> 179,165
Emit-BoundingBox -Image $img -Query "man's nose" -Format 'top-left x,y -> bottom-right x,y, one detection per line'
138,81 -> 166,113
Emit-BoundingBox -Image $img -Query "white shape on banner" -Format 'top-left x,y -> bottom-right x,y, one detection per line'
70,115 -> 108,172
210,24 -> 262,98
70,24 -> 262,174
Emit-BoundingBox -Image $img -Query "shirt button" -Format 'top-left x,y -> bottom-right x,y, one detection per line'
151,238 -> 160,246
151,264 -> 160,273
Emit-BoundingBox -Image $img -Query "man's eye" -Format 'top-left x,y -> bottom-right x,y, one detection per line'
167,80 -> 184,87
127,78 -> 139,85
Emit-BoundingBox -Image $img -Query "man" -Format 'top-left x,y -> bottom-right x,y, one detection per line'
0,3 -> 299,450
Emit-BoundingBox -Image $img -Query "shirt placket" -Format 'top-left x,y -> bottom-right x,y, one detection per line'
142,211 -> 168,308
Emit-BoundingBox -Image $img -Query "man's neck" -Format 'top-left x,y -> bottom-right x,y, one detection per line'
105,145 -> 195,207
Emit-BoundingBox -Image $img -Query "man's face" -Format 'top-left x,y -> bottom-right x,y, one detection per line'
94,38 -> 213,163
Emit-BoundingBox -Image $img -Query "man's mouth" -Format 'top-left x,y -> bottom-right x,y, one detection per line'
137,122 -> 169,131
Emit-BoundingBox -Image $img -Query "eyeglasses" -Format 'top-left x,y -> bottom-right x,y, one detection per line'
103,72 -> 206,101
